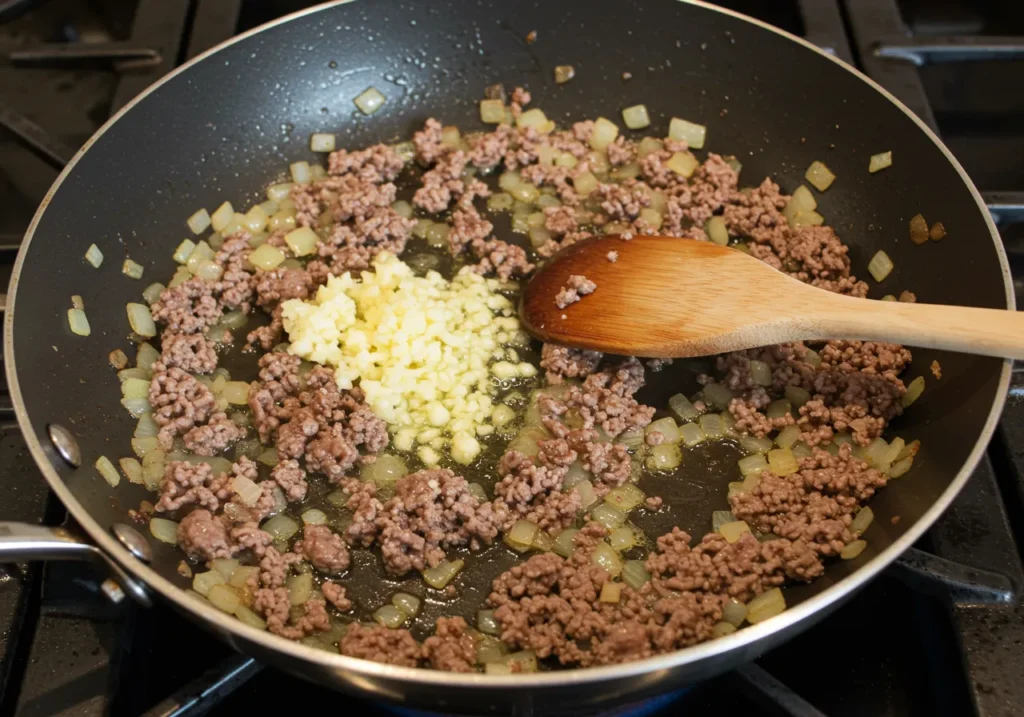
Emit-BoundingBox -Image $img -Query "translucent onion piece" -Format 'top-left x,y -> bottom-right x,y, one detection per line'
791,441 -> 812,459
605,483 -> 645,512
705,216 -> 729,245
504,520 -> 539,551
192,570 -> 225,597
667,151 -> 699,178
679,422 -> 706,447
132,436 -> 159,459
95,455 -> 119,487
599,581 -> 622,603
575,479 -> 598,508
266,182 -> 293,202
310,133 -> 336,152
422,559 -> 464,589
142,282 -> 165,305
738,453 -> 768,477
722,597 -> 748,626
775,425 -> 802,450
390,592 -> 420,618
621,104 -> 650,130
637,137 -> 664,159
698,413 -> 724,440
234,604 -> 268,630
85,243 -> 103,267
353,86 -> 387,115
68,308 -> 91,336
207,584 -> 241,614
841,539 -> 867,559
589,117 -> 620,151
369,604 -> 406,629
466,483 -> 488,503
301,509 -> 327,525
119,457 -> 143,484
553,528 -> 578,558
210,201 -> 234,231
616,427 -> 645,451
149,517 -> 178,545
668,117 -> 706,149
141,449 -> 165,489
505,650 -> 538,673
712,621 -> 737,638
805,161 -> 836,191
229,566 -> 259,589
126,302 -> 157,337
889,455 -> 914,478
257,447 -> 279,467
479,99 -> 505,124
591,542 -> 623,576
187,208 -> 211,234
122,377 -> 151,400
262,514 -> 299,542
121,397 -> 151,418
287,573 -> 313,605
210,558 -> 239,580
784,385 -> 811,409
668,393 -> 700,421
746,360 -> 771,387
746,587 -> 786,624
646,443 -> 682,471
867,250 -> 894,282
283,226 -> 318,257
901,375 -> 925,407
173,238 -> 196,264
712,510 -> 736,532
573,171 -> 599,197
122,258 -> 144,280
645,416 -> 680,443
719,520 -> 751,543
360,454 -> 408,485
622,560 -> 650,589
765,399 -> 791,420
868,151 -> 892,173
767,447 -> 798,476
851,506 -> 874,536
553,65 -> 575,84
608,526 -> 638,552
477,635 -> 508,665
477,609 -> 500,635
70,295 -> 84,310
702,383 -> 734,411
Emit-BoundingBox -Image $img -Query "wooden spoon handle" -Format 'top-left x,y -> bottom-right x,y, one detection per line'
809,294 -> 1024,359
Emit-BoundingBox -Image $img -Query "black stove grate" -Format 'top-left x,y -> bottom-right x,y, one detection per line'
1,1 -> 1024,715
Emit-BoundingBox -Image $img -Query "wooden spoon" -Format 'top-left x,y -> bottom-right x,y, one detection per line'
520,234 -> 1024,359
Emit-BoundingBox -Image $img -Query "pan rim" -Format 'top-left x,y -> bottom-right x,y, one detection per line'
3,0 -> 1014,690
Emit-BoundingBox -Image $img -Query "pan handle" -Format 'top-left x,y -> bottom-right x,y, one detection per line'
0,522 -> 152,606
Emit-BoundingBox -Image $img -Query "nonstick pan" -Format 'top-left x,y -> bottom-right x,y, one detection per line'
0,0 -> 1013,713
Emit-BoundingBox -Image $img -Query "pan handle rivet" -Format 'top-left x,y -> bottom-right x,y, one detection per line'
111,523 -> 153,563
47,424 -> 82,468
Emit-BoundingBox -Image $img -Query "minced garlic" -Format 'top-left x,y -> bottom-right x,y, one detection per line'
281,252 -> 534,465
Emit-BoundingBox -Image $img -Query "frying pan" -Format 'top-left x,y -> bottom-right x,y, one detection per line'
0,0 -> 1013,713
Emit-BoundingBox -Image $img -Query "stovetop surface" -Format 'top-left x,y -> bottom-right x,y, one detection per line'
2,1 -> 1024,716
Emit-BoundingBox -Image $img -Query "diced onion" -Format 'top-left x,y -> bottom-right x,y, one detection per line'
232,475 -> 262,507
142,283 -> 165,305
667,151 -> 699,178
95,455 -> 119,487
805,161 -> 836,191
234,604 -> 267,630
748,360 -> 772,387
599,581 -> 622,603
591,542 -> 623,576
712,621 -> 737,638
119,457 -> 143,484
373,604 -> 408,628
553,528 -> 578,558
590,503 -> 626,530
605,484 -> 645,512
621,104 -> 650,130
505,651 -> 538,673
616,427 -> 645,451
702,383 -> 734,410
505,519 -> 539,551
386,593 -> 420,618
249,244 -> 286,271
746,587 -> 786,624
210,201 -> 234,231
621,560 -> 650,589
192,570 -> 225,597
575,479 -> 598,508
841,539 -> 867,559
645,416 -> 680,443
704,215 -> 729,245
85,243 -> 104,268
573,171 -> 599,197
851,506 -> 874,536
126,302 -> 157,337
869,151 -> 892,173
646,443 -> 682,471
354,86 -> 386,115
719,520 -> 751,543
901,375 -> 925,407
712,510 -> 736,532
680,422 -> 706,447
422,559 -> 464,589
173,239 -> 196,264
738,453 -> 768,477
477,635 -> 508,665
477,609 -> 500,635
141,449 -> 165,489
310,133 -> 336,152
301,509 -> 327,525
108,349 -> 128,370
187,208 -> 211,234
784,385 -> 811,408
668,117 -> 707,149
266,183 -> 293,202
262,514 -> 299,542
698,413 -> 724,439
775,424 -> 802,450
68,308 -> 91,336
211,558 -> 239,580
287,573 -> 313,605
589,117 -> 620,151
553,65 -> 575,84
284,226 -> 318,257
868,250 -> 894,282
480,99 -> 505,124
723,598 -> 748,626
257,447 -> 279,467
360,454 -> 408,485
132,436 -> 159,458
71,295 -> 84,310
149,517 -> 179,545
889,455 -> 914,478
122,259 -> 144,280
668,393 -> 700,421
207,584 -> 241,614
767,447 -> 798,476
608,526 -> 638,552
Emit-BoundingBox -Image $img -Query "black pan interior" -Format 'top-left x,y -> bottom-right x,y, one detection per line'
8,0 -> 1009,636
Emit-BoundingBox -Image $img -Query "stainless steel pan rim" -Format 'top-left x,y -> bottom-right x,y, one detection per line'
4,0 -> 1013,690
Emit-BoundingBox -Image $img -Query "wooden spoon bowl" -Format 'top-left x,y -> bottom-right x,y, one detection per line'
520,234 -> 1024,359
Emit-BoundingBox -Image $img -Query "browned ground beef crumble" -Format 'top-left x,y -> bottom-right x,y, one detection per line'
139,86 -> 912,671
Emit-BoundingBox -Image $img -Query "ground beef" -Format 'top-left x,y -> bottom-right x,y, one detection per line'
413,118 -> 445,165
151,278 -> 222,334
270,459 -> 308,502
422,617 -> 477,672
294,524 -> 351,574
931,359 -> 942,379
606,136 -> 637,166
177,508 -> 232,561
468,125 -> 513,170
159,333 -> 218,374
327,143 -> 404,183
321,581 -> 353,611
553,359 -> 655,438
469,237 -> 535,280
255,587 -> 330,640
183,411 -> 246,456
595,182 -> 649,221
414,149 -> 469,213
554,274 -> 596,309
449,207 -> 493,254
539,344 -> 602,384
645,496 -> 664,510
544,205 -> 578,238
372,469 -> 509,576
154,461 -> 231,513
254,267 -> 315,308
340,624 -> 422,667
607,250 -> 618,262
148,366 -> 216,449
214,234 -> 256,313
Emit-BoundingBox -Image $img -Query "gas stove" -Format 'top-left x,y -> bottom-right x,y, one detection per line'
1,1 -> 1023,715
